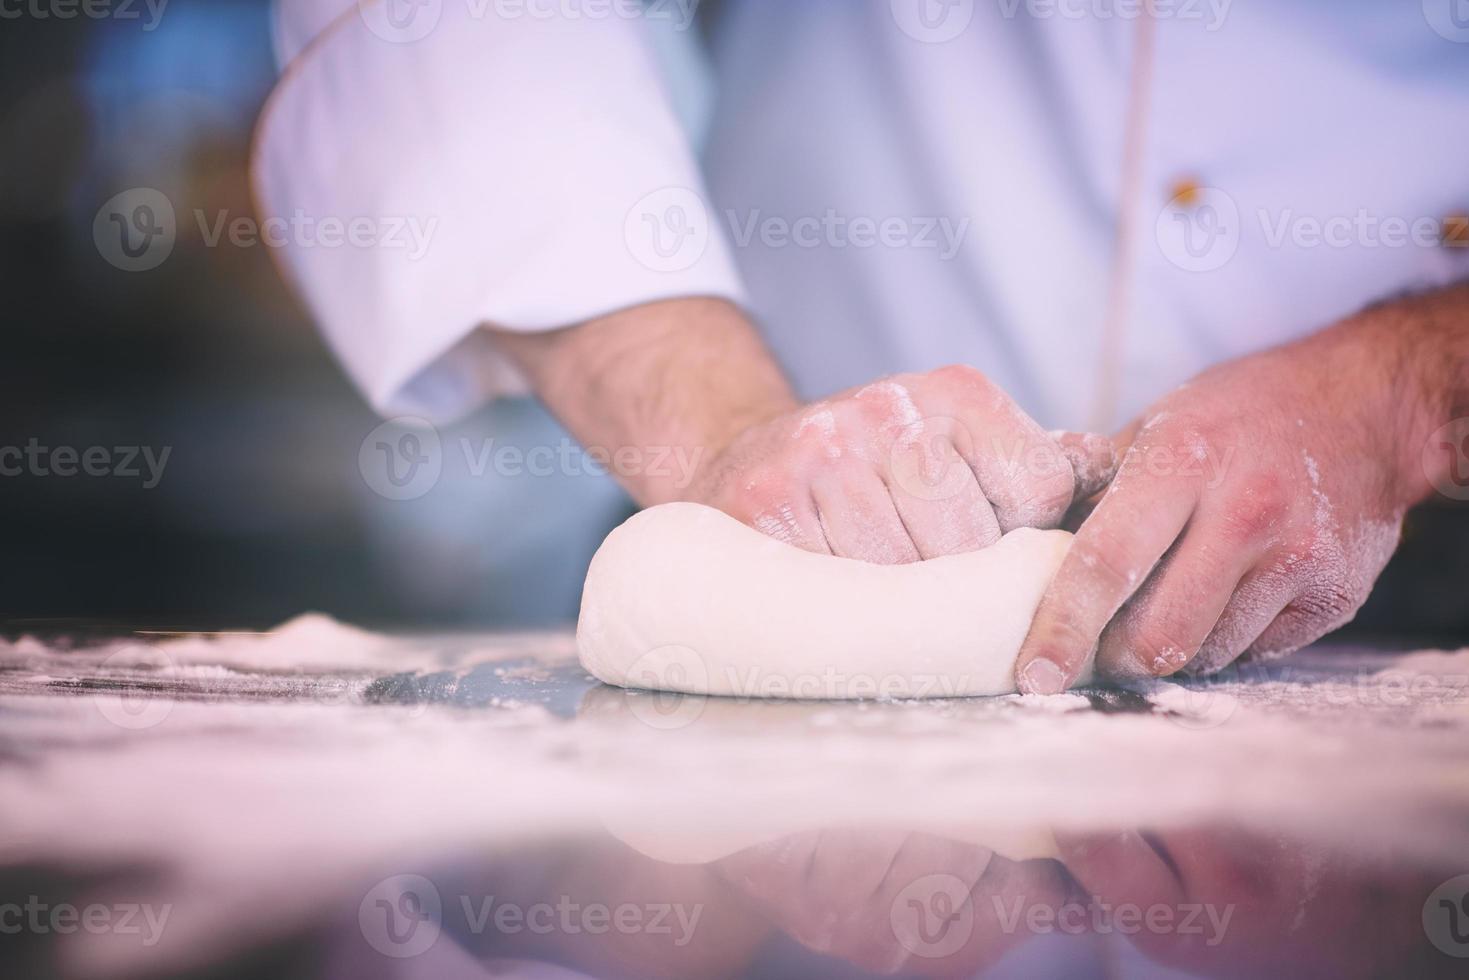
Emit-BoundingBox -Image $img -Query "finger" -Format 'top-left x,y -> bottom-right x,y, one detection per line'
1246,590 -> 1357,662
1053,830 -> 1185,913
898,366 -> 1080,533
733,470 -> 836,557
1014,457 -> 1200,694
1185,571 -> 1295,676
811,465 -> 922,564
1097,520 -> 1267,680
957,412 -> 1079,533
885,421 -> 1003,557
1052,430 -> 1119,501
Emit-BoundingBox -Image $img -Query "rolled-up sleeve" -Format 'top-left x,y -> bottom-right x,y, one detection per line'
252,1 -> 745,421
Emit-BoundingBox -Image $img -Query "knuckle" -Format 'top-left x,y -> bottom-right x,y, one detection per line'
929,363 -> 992,395
1186,643 -> 1241,677
1216,476 -> 1289,544
1125,620 -> 1197,675
997,468 -> 1075,528
727,464 -> 795,517
1030,611 -> 1097,663
1072,530 -> 1145,595
1293,583 -> 1367,626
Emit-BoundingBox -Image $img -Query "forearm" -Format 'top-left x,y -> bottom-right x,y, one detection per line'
1331,281 -> 1469,506
489,298 -> 799,506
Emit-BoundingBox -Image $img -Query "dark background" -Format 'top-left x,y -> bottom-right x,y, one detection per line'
2,2 -> 1466,639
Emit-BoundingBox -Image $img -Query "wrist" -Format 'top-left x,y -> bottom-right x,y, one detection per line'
1339,283 -> 1469,507
491,297 -> 798,507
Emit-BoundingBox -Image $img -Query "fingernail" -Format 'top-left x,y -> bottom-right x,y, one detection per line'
1145,647 -> 1190,676
1019,658 -> 1066,696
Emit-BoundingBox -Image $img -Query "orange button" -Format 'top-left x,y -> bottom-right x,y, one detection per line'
1165,177 -> 1203,209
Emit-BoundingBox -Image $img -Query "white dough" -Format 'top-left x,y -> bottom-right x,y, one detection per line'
577,503 -> 1092,699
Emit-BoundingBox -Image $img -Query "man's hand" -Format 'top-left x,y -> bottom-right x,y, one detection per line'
1015,285 -> 1469,693
494,298 -> 1115,564
684,366 -> 1115,563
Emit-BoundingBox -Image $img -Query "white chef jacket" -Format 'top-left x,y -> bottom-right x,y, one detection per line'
253,0 -> 1469,432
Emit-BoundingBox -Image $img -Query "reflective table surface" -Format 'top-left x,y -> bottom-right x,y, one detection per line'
2,616 -> 1467,978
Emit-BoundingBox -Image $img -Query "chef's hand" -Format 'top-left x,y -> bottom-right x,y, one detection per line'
1015,285 -> 1469,693
684,366 -> 1116,563
493,298 -> 1116,564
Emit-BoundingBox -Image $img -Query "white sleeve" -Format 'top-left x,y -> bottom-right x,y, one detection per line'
252,1 -> 746,422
